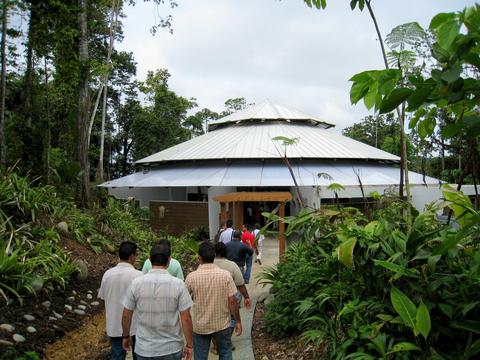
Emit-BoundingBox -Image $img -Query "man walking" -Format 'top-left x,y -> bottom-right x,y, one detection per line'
121,241 -> 194,360
141,239 -> 184,280
226,230 -> 254,278
253,223 -> 264,265
219,219 -> 234,245
185,242 -> 241,360
98,241 -> 143,360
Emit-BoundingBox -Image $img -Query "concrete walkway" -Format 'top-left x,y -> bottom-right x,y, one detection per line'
208,237 -> 278,360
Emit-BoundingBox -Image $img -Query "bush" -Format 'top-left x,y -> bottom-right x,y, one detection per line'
261,186 -> 480,359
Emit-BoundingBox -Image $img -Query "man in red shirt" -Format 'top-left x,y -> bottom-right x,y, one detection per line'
241,225 -> 255,284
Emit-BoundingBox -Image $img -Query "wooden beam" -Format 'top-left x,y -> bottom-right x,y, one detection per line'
213,191 -> 292,203
278,202 -> 286,263
220,202 -> 227,226
233,201 -> 244,229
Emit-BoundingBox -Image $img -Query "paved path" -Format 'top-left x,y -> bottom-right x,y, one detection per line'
208,237 -> 278,360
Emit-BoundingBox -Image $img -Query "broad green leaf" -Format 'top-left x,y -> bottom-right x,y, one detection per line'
392,230 -> 407,253
442,184 -> 475,227
462,301 -> 480,316
416,301 -> 431,339
418,117 -> 436,138
390,286 -> 417,330
464,116 -> 480,138
429,12 -> 456,30
385,342 -> 420,355
364,85 -> 378,110
435,19 -> 461,50
451,320 -> 480,335
431,43 -> 451,63
439,303 -> 454,319
440,63 -> 462,83
350,82 -> 370,105
441,123 -> 462,138
406,86 -> 433,111
377,314 -> 394,322
364,221 -> 381,236
374,260 -> 420,279
337,237 -> 357,268
379,88 -> 413,114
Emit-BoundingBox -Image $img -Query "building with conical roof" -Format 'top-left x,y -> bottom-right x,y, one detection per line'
101,101 -> 445,239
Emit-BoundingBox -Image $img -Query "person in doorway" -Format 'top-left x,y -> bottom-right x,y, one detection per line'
214,222 -> 227,243
246,204 -> 254,225
98,241 -> 143,360
219,219 -> 234,245
241,224 -> 255,284
122,241 -> 194,360
253,223 -> 264,265
226,230 -> 254,279
141,239 -> 184,280
185,241 -> 241,360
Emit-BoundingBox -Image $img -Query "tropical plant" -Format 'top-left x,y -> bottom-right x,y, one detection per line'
261,186 -> 480,358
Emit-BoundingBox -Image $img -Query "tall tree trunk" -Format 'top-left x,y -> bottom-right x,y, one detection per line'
97,0 -> 119,182
365,0 -> 410,227
0,1 -> 8,171
77,0 -> 91,206
44,57 -> 51,183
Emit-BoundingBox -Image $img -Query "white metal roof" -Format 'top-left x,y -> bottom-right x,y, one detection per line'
100,161 -> 440,188
136,122 -> 399,164
208,100 -> 334,129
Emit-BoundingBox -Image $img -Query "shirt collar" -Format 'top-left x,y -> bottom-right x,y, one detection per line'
199,263 -> 218,270
116,262 -> 134,268
149,268 -> 169,274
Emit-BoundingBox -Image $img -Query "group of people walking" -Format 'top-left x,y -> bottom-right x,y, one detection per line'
217,220 -> 264,284
98,220 -> 265,360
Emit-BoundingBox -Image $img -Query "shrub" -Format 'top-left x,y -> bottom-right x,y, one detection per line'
262,186 -> 480,359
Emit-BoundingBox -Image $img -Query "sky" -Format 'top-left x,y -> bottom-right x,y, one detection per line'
118,0 -> 476,132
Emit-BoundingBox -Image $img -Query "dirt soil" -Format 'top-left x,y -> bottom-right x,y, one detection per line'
251,302 -> 325,360
0,237 -> 116,360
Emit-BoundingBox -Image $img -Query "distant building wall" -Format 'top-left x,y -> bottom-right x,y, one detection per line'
150,200 -> 209,236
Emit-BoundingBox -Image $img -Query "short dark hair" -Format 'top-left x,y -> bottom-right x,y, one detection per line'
119,241 -> 137,260
214,242 -> 227,258
199,241 -> 215,263
226,219 -> 233,228
233,230 -> 242,239
254,223 -> 260,230
150,240 -> 171,266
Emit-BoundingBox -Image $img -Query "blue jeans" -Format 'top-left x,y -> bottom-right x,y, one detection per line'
244,254 -> 253,284
135,350 -> 182,360
193,327 -> 232,360
109,336 -> 137,360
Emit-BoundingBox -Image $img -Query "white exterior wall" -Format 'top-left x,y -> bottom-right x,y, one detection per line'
298,184 -> 463,213
208,186 -> 236,239
108,187 -> 187,207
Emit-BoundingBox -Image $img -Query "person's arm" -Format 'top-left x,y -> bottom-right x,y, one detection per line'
245,244 -> 254,256
237,285 -> 251,309
228,295 -> 242,336
180,309 -> 193,360
121,308 -> 134,351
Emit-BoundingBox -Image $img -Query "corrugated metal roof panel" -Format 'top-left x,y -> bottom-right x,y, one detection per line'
136,122 -> 399,164
100,162 -> 440,188
208,100 -> 334,129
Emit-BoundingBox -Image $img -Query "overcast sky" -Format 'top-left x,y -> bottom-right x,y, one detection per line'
119,0 -> 475,131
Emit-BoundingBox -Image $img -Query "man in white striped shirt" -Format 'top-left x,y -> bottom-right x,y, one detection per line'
121,241 -> 194,360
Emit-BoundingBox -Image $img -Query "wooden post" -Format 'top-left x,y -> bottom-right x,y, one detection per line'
220,202 -> 227,226
233,201 -> 244,229
278,202 -> 286,262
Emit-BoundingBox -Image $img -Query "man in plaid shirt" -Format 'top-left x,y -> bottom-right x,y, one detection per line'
185,242 -> 241,360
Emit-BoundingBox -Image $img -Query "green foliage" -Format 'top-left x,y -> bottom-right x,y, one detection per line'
350,5 -> 480,141
262,187 -> 480,358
